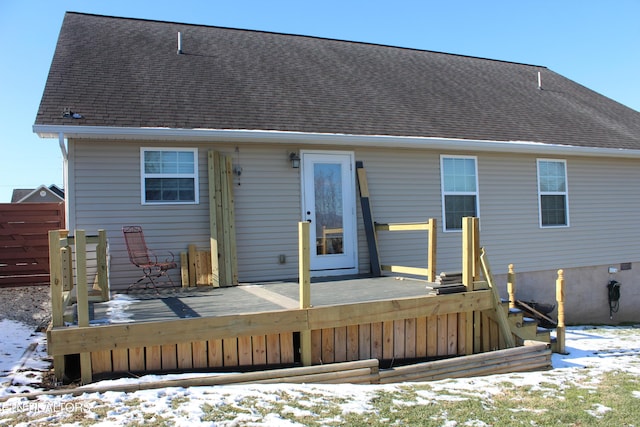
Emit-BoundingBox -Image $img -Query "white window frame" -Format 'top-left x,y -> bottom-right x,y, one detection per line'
140,147 -> 199,205
440,155 -> 480,232
537,158 -> 569,228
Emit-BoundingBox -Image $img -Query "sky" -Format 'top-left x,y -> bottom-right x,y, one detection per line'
0,0 -> 639,202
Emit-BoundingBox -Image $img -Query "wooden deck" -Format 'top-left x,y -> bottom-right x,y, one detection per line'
49,275 -> 498,382
91,276 -> 435,323
47,218 -> 559,384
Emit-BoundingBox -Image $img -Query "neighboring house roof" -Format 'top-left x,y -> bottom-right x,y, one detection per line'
11,185 -> 64,203
35,12 -> 640,152
11,189 -> 33,203
48,184 -> 65,199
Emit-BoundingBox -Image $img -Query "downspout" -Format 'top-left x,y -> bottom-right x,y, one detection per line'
58,132 -> 70,229
58,132 -> 68,160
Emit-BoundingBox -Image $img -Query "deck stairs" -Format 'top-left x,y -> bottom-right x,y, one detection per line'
501,300 -> 559,351
477,247 -> 559,353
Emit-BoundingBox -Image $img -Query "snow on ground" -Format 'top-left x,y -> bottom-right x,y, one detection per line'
1,321 -> 639,425
0,319 -> 49,396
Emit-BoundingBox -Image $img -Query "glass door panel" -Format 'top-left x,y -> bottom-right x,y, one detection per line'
302,152 -> 357,273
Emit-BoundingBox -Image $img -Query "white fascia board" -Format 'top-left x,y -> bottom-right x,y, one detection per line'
33,124 -> 640,159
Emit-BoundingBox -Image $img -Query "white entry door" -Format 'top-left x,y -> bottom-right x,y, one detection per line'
301,151 -> 358,275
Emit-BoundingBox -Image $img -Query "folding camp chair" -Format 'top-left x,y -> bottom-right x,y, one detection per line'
122,225 -> 177,292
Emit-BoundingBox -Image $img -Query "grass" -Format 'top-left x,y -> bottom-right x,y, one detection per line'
197,370 -> 640,426
338,370 -> 640,426
1,369 -> 639,426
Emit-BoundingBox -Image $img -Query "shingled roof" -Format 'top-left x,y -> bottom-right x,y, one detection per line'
35,12 -> 640,150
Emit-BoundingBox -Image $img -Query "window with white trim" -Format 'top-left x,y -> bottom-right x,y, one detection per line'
440,156 -> 479,231
537,159 -> 568,227
141,148 -> 198,204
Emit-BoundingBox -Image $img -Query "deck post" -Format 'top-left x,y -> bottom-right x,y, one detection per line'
48,229 -> 65,380
220,154 -> 233,285
462,217 -> 480,354
507,264 -> 516,310
299,221 -> 312,366
208,151 -> 221,287
96,229 -> 109,301
75,230 -> 88,328
180,252 -> 189,287
555,269 -> 566,354
75,230 -> 93,384
427,218 -> 437,282
224,155 -> 238,285
188,244 -> 198,287
462,217 -> 480,291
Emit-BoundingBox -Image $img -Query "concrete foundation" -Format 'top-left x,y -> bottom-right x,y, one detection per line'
494,263 -> 639,325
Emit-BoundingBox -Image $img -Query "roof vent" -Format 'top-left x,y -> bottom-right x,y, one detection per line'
537,71 -> 543,90
62,108 -> 83,119
177,32 -> 183,54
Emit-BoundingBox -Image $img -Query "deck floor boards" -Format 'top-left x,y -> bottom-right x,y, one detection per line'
90,276 -> 434,325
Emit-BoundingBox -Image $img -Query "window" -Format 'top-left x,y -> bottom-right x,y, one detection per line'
537,159 -> 568,227
141,148 -> 198,204
440,156 -> 479,231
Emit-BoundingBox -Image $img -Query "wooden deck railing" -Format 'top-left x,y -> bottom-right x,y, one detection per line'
47,218 -> 563,384
462,217 -> 566,355
374,218 -> 437,282
46,221 -> 495,383
48,229 -> 109,382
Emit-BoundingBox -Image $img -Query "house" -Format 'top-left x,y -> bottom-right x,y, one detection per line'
11,184 -> 64,203
34,12 -> 640,325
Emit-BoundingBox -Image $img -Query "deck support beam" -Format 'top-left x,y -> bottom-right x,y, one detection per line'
96,230 -> 109,301
507,264 -> 516,309
48,230 -> 65,380
75,230 -> 93,384
299,222 -> 312,366
556,269 -> 566,354
462,217 -> 480,355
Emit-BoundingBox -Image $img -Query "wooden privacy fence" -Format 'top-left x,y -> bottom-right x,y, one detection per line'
0,202 -> 64,287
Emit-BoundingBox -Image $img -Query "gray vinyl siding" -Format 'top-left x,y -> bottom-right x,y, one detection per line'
69,140 -> 211,289
478,153 -> 640,274
68,138 -> 640,291
232,147 -> 301,282
70,140 -> 305,289
353,149 -> 439,272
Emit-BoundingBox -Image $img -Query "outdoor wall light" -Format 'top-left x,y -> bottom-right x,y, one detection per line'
289,152 -> 300,169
